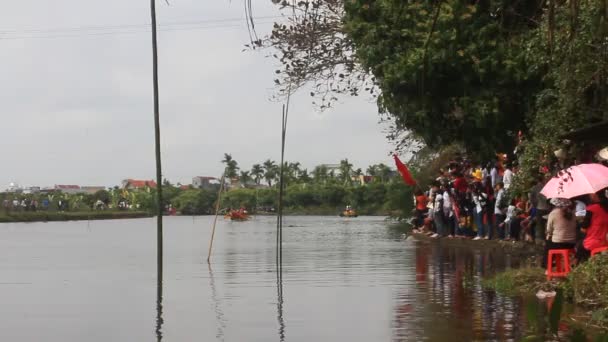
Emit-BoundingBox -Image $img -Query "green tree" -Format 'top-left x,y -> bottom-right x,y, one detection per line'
298,169 -> 312,183
263,159 -> 278,186
173,189 -> 217,215
338,159 -> 353,185
222,153 -> 239,179
239,171 -> 252,187
222,188 -> 257,210
313,165 -> 329,184
250,164 -> 264,184
93,190 -> 111,204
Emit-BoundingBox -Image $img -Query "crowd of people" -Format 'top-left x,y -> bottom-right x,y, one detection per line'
411,155 -> 608,267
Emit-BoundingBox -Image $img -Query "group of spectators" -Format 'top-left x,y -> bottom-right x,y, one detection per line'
411,155 -> 608,267
412,156 -> 524,240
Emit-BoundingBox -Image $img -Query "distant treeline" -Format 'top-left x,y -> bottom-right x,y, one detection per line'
0,157 -> 415,218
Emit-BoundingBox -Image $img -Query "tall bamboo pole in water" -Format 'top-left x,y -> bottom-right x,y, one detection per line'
150,0 -> 164,339
207,173 -> 226,263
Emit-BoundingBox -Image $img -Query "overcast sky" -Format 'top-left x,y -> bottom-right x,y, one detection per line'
0,0 -> 394,188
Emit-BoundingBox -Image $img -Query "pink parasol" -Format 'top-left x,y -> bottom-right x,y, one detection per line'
541,163 -> 608,199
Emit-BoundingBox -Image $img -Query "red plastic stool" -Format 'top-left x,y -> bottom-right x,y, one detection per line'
591,246 -> 608,257
546,249 -> 574,281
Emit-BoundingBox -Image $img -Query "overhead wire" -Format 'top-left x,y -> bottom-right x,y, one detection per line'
0,15 -> 280,40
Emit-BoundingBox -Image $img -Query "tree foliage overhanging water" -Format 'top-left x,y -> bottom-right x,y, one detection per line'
263,0 -> 608,192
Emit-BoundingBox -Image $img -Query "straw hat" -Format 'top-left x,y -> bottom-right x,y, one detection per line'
597,147 -> 608,161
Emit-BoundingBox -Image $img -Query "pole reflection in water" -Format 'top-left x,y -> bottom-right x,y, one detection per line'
276,262 -> 285,342
208,263 -> 226,341
156,261 -> 164,341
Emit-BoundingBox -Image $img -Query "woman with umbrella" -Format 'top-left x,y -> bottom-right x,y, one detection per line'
541,198 -> 577,269
541,163 -> 608,262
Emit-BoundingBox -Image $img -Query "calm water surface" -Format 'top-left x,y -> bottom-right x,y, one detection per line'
0,216 -> 544,341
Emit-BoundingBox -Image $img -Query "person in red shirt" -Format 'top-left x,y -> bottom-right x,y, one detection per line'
576,189 -> 608,261
414,188 -> 429,230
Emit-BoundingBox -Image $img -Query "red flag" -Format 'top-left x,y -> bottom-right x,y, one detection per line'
393,154 -> 416,186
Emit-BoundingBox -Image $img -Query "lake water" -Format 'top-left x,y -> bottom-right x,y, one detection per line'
0,215 -> 554,341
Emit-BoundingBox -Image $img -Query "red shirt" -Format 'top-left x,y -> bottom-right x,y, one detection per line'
584,203 -> 608,251
416,195 -> 428,211
454,177 -> 468,194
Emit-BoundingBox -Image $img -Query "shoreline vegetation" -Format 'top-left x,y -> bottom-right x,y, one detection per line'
1,158 -> 415,224
0,211 -> 151,223
0,209 -> 394,224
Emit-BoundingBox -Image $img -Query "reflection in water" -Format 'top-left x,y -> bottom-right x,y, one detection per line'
276,263 -> 285,342
393,242 -> 529,341
156,233 -> 164,342
208,263 -> 226,341
156,271 -> 163,341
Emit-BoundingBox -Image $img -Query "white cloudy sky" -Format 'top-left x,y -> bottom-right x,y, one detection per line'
0,0 -> 394,188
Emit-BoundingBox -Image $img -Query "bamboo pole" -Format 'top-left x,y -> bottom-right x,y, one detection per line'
207,174 -> 226,263
149,1 -> 164,340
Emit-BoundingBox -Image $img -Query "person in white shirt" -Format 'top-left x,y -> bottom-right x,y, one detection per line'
431,182 -> 447,238
443,187 -> 454,237
472,183 -> 489,240
503,164 -> 514,190
494,182 -> 507,240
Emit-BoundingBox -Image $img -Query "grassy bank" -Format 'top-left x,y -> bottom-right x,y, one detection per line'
483,255 -> 608,330
0,211 -> 151,223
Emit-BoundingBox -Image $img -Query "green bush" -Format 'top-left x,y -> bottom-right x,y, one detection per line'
566,255 -> 608,308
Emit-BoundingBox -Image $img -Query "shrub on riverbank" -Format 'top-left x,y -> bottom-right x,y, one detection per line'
484,256 -> 608,330
482,266 -> 551,296
564,255 -> 608,308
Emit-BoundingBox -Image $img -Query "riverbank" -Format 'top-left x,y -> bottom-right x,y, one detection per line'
409,232 -> 543,257
0,211 -> 151,223
483,255 -> 608,331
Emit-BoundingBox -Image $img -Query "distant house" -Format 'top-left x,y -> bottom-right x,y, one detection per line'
121,179 -> 157,190
22,186 -> 41,194
54,185 -> 82,195
81,186 -> 106,195
5,183 -> 23,193
192,176 -> 220,190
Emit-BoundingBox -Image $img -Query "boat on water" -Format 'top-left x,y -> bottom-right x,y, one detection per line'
339,206 -> 358,218
225,209 -> 250,221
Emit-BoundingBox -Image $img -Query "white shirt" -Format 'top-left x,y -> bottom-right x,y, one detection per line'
433,193 -> 443,215
443,191 -> 453,217
491,168 -> 498,187
495,189 -> 505,215
473,193 -> 487,214
503,169 -> 514,189
575,200 -> 587,217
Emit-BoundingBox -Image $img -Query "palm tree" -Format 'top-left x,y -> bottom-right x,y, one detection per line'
313,165 -> 329,184
239,171 -> 252,187
353,168 -> 363,186
221,153 -> 239,179
298,169 -> 312,183
250,164 -> 264,184
366,165 -> 378,178
376,163 -> 393,183
263,159 -> 278,187
339,159 -> 353,185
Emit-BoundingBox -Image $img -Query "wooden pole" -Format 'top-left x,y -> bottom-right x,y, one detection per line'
150,1 -> 164,339
207,174 -> 226,263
